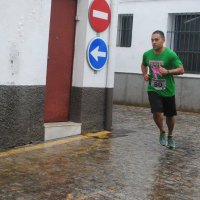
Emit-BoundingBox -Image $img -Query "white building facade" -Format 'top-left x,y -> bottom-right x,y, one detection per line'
114,0 -> 200,112
1,0 -> 199,150
0,0 -> 117,150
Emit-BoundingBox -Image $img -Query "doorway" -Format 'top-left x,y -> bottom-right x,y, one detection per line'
44,0 -> 77,122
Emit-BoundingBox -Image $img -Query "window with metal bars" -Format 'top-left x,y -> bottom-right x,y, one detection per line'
116,14 -> 133,47
167,13 -> 200,74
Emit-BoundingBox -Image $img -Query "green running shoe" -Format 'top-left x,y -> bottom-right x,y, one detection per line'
159,131 -> 167,146
168,136 -> 176,150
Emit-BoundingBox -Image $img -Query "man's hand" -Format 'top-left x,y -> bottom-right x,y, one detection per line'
141,64 -> 150,81
159,66 -> 168,75
143,74 -> 150,81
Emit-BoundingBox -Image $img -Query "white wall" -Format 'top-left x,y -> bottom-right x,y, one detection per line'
0,0 -> 51,85
115,0 -> 200,74
72,0 -> 113,88
0,0 -> 115,88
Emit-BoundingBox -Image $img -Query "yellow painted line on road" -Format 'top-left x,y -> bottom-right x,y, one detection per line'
0,131 -> 111,158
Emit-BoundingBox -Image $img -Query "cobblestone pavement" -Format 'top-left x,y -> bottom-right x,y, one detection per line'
0,105 -> 200,200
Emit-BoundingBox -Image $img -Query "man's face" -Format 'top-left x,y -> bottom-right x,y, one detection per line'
151,33 -> 165,51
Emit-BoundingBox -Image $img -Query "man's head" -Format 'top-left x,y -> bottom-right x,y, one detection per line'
151,30 -> 165,52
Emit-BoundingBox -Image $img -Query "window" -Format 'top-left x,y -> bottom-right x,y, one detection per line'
167,13 -> 200,74
117,14 -> 133,47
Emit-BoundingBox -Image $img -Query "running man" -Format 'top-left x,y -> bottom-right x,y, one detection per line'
141,30 -> 184,149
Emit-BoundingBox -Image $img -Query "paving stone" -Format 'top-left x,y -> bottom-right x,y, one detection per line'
0,105 -> 200,199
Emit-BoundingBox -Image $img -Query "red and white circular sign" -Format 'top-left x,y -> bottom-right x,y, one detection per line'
89,0 -> 111,33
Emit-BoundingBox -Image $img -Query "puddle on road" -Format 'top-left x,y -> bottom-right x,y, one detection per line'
111,129 -> 134,138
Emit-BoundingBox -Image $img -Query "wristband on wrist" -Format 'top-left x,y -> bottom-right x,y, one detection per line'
167,70 -> 170,74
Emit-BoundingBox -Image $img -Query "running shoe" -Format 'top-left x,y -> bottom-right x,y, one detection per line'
168,136 -> 176,150
159,131 -> 167,146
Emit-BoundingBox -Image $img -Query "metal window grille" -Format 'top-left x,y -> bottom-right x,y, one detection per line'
167,13 -> 200,74
117,14 -> 133,47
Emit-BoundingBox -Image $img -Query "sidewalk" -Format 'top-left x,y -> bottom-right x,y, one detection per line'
0,105 -> 200,200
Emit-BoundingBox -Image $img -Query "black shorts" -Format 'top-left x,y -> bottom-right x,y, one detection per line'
148,91 -> 177,117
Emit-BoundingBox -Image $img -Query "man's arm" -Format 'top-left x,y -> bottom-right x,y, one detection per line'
141,64 -> 150,81
159,65 -> 184,75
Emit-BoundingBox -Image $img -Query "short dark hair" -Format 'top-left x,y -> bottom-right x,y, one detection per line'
152,30 -> 165,39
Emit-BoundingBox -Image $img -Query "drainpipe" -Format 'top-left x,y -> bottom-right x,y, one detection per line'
105,0 -> 118,130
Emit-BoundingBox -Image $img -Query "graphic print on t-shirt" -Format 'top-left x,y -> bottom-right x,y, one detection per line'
149,60 -> 166,90
149,60 -> 163,79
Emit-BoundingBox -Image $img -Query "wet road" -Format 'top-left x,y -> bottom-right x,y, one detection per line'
0,105 -> 200,200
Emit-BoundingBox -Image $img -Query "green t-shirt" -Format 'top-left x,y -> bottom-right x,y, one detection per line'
142,47 -> 182,97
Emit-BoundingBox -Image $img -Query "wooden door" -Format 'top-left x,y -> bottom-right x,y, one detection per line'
44,0 -> 77,122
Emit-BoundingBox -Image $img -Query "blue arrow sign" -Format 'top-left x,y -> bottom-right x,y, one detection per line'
87,37 -> 108,71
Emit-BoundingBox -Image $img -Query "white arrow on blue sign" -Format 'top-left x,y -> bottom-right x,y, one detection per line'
87,37 -> 108,71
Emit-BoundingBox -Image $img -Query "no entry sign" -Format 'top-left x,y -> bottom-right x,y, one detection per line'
89,0 -> 111,33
